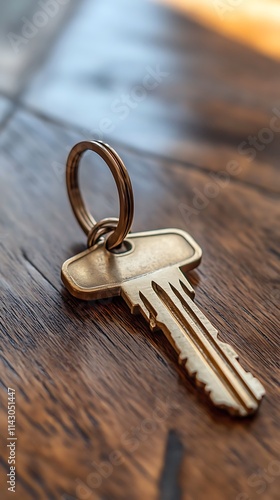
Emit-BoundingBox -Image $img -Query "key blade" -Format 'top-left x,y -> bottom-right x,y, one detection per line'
121,268 -> 265,417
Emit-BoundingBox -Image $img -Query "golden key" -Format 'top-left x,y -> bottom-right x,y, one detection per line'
61,141 -> 265,417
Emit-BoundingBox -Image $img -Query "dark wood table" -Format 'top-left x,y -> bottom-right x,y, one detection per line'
0,1 -> 279,499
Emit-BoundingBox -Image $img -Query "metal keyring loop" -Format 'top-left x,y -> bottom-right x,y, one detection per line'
66,141 -> 134,250
87,217 -> 118,248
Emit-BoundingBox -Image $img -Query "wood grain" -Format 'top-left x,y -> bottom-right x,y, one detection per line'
0,108 -> 279,500
0,0 -> 279,499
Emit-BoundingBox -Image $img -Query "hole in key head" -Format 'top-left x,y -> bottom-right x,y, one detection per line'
109,240 -> 134,255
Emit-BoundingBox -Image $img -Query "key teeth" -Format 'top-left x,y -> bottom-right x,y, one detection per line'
243,372 -> 266,400
178,352 -> 265,416
158,280 -> 265,416
220,342 -> 239,361
122,275 -> 265,417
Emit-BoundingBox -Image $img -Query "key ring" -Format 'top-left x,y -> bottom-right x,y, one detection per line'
66,141 -> 134,251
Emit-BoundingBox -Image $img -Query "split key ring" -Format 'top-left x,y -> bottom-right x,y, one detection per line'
66,141 -> 134,251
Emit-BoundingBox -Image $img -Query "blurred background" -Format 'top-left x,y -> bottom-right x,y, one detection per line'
0,0 -> 280,178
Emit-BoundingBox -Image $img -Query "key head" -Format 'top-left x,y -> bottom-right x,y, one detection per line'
62,229 -> 202,300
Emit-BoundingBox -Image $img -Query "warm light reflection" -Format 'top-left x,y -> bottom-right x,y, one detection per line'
154,0 -> 280,60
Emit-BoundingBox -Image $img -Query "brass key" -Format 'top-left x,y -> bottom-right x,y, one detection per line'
62,228 -> 265,417
61,140 -> 265,417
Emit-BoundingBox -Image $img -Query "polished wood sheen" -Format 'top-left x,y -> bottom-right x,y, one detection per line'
0,0 -> 279,499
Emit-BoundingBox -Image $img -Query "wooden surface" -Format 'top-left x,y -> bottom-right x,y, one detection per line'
0,0 -> 279,499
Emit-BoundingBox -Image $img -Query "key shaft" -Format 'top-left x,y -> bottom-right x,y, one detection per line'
121,267 -> 265,417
